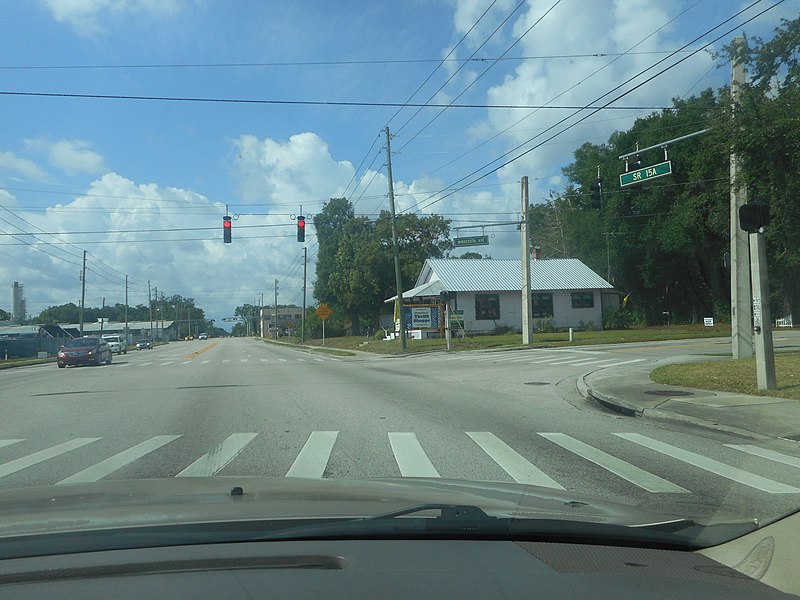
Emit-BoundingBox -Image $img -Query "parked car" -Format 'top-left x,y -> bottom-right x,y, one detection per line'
101,334 -> 127,355
136,339 -> 153,350
57,337 -> 113,368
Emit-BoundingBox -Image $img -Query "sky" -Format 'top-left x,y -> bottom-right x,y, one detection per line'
0,0 -> 793,329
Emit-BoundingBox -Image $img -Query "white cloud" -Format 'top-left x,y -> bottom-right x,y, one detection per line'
0,151 -> 49,182
232,132 -> 354,208
48,140 -> 106,176
39,0 -> 189,35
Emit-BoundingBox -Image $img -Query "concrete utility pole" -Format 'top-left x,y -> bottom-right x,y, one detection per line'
750,230 -> 777,390
385,127 -> 406,351
302,246 -> 307,343
148,281 -> 153,340
100,297 -> 105,335
730,36 -> 753,359
274,279 -> 279,340
520,176 -> 533,344
79,250 -> 86,336
125,275 -> 129,345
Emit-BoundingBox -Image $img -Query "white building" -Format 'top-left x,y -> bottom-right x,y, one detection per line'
393,258 -> 618,333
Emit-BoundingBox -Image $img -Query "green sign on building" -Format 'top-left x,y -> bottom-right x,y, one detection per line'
619,160 -> 672,187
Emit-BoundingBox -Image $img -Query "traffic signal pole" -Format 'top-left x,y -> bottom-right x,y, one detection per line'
385,127 -> 406,351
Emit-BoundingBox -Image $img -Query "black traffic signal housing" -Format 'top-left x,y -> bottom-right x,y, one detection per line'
739,203 -> 770,233
589,176 -> 603,209
223,215 -> 232,243
297,215 -> 305,242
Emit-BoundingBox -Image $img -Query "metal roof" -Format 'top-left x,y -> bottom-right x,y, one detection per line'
386,277 -> 445,302
418,258 -> 613,292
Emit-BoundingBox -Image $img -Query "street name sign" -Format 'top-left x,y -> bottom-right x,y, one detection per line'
619,160 -> 672,187
454,235 -> 489,247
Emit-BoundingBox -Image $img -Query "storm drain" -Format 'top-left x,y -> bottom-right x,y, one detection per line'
643,390 -> 694,397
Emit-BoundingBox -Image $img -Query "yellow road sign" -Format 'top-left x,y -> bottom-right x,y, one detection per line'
316,303 -> 332,321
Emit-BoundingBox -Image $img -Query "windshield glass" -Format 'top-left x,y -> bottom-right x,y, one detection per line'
1,0 -> 799,560
64,338 -> 99,348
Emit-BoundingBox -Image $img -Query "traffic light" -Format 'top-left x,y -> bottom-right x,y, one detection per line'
297,215 -> 305,242
739,203 -> 770,233
223,215 -> 232,243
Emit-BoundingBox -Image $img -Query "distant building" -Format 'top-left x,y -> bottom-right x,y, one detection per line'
259,306 -> 303,337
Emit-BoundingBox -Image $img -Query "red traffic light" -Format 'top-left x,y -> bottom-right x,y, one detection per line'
223,215 -> 232,243
297,215 -> 305,242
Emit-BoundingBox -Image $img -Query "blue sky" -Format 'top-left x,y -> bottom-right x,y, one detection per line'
0,0 -> 793,327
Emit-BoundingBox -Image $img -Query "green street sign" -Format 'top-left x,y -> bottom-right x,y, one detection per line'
454,235 -> 489,247
619,160 -> 672,187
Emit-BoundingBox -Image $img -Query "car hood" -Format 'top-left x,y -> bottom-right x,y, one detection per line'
0,476 -> 753,539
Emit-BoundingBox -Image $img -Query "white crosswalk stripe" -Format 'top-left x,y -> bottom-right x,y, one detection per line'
467,431 -> 563,489
725,444 -> 800,468
0,438 -> 101,478
176,433 -> 258,477
286,431 -> 339,478
389,433 -> 440,478
0,440 -> 25,450
615,433 -> 800,494
58,435 -> 182,485
539,433 -> 687,493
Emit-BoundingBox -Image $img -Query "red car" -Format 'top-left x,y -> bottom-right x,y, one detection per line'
57,337 -> 113,368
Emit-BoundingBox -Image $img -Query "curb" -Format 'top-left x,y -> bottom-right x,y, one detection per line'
576,373 -> 643,417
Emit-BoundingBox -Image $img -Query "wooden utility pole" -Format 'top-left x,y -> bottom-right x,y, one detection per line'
385,127 -> 406,351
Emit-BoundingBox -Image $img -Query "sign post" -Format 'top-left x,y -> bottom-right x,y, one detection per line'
316,303 -> 332,347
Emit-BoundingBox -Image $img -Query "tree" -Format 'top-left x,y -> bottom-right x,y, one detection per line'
313,197 -> 354,305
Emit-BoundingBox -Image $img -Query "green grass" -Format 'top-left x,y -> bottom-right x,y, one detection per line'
651,352 -> 800,400
288,324 -> 731,356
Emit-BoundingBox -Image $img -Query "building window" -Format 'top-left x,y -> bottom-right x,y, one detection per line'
571,291 -> 594,308
532,293 -> 553,318
475,294 -> 500,320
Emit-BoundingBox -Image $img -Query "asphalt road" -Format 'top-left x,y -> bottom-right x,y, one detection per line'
2,336 -> 799,525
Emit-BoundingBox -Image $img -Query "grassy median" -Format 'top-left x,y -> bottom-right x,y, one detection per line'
651,352 -> 800,400
281,324 -> 731,356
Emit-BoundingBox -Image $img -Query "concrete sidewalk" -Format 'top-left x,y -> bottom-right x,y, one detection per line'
577,358 -> 800,440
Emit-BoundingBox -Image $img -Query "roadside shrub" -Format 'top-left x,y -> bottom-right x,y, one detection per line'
493,323 -> 515,335
535,318 -> 556,333
603,308 -> 630,330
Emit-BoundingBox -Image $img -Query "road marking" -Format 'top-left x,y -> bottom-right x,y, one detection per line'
57,435 -> 182,485
221,359 -> 230,363
241,359 -> 249,363
286,431 -> 339,478
297,358 -> 306,362
615,433 -> 800,494
139,362 -> 153,366
201,360 -> 211,364
0,440 -> 24,450
601,359 -> 647,368
181,360 -> 192,365
726,444 -> 800,468
260,359 -> 269,362
466,432 -> 563,489
313,358 -> 324,362
160,361 -> 174,366
539,433 -> 687,493
564,358 -> 622,367
389,432 -> 440,478
278,358 -> 287,362
176,433 -> 258,477
0,438 -> 101,479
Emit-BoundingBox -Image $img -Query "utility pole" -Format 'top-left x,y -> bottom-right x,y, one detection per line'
750,229 -> 777,389
274,279 -> 279,340
302,246 -> 308,343
124,275 -> 129,345
520,176 -> 533,344
730,36 -> 753,359
148,281 -> 153,340
100,297 -> 105,335
385,127 -> 406,351
79,250 -> 86,336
